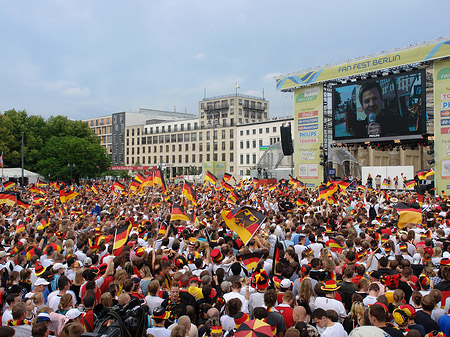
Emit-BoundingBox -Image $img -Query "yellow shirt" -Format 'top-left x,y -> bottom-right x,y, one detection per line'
188,286 -> 204,300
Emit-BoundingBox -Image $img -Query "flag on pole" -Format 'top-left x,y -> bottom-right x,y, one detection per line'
318,184 -> 338,200
182,180 -> 197,204
238,252 -> 263,273
154,167 -> 167,194
0,152 -> 3,168
205,171 -> 218,185
221,206 -> 265,246
171,203 -> 190,221
113,221 -> 132,256
272,237 -> 280,275
394,202 -> 422,229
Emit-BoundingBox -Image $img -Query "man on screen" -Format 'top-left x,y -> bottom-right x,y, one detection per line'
353,82 -> 408,138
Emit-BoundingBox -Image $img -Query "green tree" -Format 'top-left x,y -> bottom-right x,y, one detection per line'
36,136 -> 111,181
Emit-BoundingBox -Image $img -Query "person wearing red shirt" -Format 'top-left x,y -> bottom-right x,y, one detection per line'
275,291 -> 295,329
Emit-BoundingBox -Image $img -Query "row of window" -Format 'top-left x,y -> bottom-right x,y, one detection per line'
126,152 -> 234,165
126,129 -> 234,146
240,126 -> 277,136
240,154 -> 258,165
89,117 -> 111,127
201,99 -> 267,110
126,141 -> 235,155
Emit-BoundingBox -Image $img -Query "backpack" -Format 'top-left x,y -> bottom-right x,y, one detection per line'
369,205 -> 377,220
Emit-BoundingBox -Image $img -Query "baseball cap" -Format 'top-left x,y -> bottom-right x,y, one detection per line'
52,263 -> 65,271
280,279 -> 292,289
35,278 -> 50,286
36,312 -> 51,322
0,251 -> 9,258
83,257 -> 92,267
65,309 -> 83,320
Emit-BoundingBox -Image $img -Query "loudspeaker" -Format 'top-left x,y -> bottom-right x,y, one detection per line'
280,125 -> 294,156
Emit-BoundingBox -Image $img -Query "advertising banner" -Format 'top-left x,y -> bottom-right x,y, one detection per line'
203,161 -> 226,179
434,59 -> 450,193
294,84 -> 323,187
277,38 -> 450,90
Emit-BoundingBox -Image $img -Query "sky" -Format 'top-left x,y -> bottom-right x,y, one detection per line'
1,0 -> 449,121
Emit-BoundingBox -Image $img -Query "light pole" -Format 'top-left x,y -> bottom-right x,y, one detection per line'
208,119 -> 220,175
68,163 -> 75,182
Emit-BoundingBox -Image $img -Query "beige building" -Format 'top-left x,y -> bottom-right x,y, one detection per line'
83,115 -> 113,156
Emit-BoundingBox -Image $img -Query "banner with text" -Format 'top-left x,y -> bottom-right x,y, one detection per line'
434,59 -> 450,193
294,84 -> 323,187
277,39 -> 450,90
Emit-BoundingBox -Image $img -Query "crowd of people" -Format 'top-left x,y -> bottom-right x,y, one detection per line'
0,176 -> 449,337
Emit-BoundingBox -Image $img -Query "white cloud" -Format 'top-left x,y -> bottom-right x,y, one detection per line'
41,80 -> 77,92
62,87 -> 91,97
194,52 -> 206,60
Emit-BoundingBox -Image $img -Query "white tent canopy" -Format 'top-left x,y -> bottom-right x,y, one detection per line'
1,168 -> 41,184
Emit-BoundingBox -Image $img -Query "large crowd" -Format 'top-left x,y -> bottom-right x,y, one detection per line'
0,177 -> 449,337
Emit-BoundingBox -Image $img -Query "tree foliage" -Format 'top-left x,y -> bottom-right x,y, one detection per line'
0,109 -> 111,181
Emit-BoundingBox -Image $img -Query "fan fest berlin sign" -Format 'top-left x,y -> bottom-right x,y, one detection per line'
276,38 -> 450,90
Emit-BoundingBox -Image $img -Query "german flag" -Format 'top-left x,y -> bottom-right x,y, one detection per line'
113,222 -> 132,255
50,182 -> 59,189
190,211 -> 199,225
59,189 -> 79,203
221,206 -> 266,245
296,198 -> 306,206
138,175 -> 153,192
30,187 -> 45,195
0,192 -> 17,206
59,205 -> 65,217
394,202 -> 422,229
417,168 -> 434,180
135,173 -> 145,183
238,252 -> 263,273
154,167 -> 167,194
424,168 -> 435,179
319,184 -> 338,200
382,179 -> 390,187
223,173 -> 234,183
113,182 -> 124,191
15,222 -> 25,234
337,180 -> 351,191
272,237 -> 280,275
3,182 -> 15,191
17,197 -> 30,210
32,196 -> 45,205
36,180 -> 47,187
221,181 -> 233,192
26,247 -> 40,260
91,185 -> 99,195
289,175 -> 303,189
182,181 -> 197,204
37,214 -> 49,231
171,203 -> 190,221
268,184 -> 277,191
327,237 -> 345,254
357,185 -> 367,191
205,171 -> 218,185
404,179 -> 417,188
129,178 -> 141,192
228,190 -> 240,205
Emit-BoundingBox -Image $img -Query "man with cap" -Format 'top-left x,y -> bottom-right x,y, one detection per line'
24,278 -> 49,300
65,308 -> 83,323
314,280 -> 347,321
147,307 -> 171,337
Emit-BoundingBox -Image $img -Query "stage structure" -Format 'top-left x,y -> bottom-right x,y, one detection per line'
275,37 -> 450,192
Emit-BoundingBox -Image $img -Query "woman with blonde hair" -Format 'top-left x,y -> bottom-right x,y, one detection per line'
56,294 -> 73,315
388,288 -> 405,313
297,278 -> 315,311
140,266 -> 152,296
70,269 -> 84,305
343,301 -> 364,333
31,292 -> 45,311
114,269 -> 129,295
99,292 -> 113,308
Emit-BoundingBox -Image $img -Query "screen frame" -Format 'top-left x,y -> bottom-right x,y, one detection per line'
331,69 -> 427,144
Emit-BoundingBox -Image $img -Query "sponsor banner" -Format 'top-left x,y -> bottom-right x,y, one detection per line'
298,110 -> 318,119
298,117 -> 319,125
277,38 -> 450,90
434,59 -> 450,191
294,84 -> 323,186
111,166 -> 157,170
298,124 -> 318,131
203,161 -> 226,180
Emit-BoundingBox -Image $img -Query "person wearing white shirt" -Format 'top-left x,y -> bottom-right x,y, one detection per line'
223,282 -> 249,313
363,283 -> 380,309
314,281 -> 347,321
47,276 -> 77,311
312,308 -> 348,337
1,293 -> 21,326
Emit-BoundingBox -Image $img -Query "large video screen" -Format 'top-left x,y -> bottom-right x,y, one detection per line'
332,69 -> 426,142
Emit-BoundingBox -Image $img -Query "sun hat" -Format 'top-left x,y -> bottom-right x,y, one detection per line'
321,280 -> 340,292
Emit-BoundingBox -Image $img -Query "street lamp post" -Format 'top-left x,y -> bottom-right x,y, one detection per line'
68,163 -> 75,182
